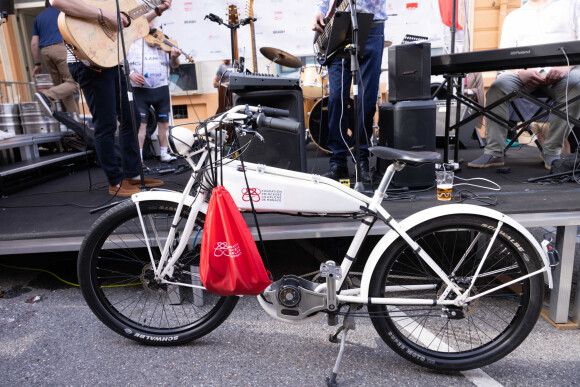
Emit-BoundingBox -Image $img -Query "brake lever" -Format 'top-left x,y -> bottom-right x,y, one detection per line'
240,127 -> 264,142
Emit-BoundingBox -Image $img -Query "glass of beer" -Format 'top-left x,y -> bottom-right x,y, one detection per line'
435,170 -> 454,201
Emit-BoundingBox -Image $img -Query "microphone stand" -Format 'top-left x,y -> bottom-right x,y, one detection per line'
347,0 -> 363,191
205,14 -> 255,72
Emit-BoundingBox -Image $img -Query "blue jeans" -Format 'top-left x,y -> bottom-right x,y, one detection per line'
76,65 -> 140,186
327,23 -> 384,167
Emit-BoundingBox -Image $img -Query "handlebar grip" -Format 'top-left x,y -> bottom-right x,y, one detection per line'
260,106 -> 290,117
256,114 -> 301,134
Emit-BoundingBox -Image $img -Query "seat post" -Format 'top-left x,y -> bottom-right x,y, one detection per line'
377,161 -> 404,196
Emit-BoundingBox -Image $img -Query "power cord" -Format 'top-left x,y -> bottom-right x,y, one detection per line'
559,48 -> 580,184
453,189 -> 498,206
0,262 -> 79,287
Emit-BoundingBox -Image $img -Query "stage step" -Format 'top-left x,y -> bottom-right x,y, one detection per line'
0,150 -> 93,196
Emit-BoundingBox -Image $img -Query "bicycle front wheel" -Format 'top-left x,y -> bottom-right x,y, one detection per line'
78,200 -> 238,345
368,214 -> 544,370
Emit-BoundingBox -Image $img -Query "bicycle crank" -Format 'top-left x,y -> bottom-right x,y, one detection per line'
262,275 -> 327,321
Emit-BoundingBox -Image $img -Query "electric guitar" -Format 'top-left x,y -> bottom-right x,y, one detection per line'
246,0 -> 258,73
313,0 -> 349,66
57,0 -> 163,68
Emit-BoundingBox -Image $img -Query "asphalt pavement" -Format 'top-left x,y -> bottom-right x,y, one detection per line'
1,249 -> 579,387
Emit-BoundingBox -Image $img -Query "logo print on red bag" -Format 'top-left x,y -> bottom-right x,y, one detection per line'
241,188 -> 261,202
213,242 -> 242,258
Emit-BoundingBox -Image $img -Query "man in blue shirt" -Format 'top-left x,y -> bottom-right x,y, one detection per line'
313,0 -> 387,182
31,1 -> 79,118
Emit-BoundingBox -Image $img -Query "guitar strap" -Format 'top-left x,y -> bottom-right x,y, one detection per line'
327,0 -> 339,20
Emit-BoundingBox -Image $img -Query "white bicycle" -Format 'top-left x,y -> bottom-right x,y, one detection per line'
78,105 -> 556,385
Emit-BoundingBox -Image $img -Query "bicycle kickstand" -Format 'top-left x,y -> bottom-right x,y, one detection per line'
326,308 -> 356,387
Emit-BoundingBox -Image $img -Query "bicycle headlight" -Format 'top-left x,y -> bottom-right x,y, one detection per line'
168,126 -> 195,156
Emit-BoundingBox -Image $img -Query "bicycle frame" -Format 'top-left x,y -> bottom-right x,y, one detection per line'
131,106 -> 553,312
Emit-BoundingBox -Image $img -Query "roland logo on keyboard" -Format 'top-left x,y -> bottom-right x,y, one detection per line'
509,49 -> 531,56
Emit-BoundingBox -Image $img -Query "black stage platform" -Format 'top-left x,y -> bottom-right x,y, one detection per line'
1,142 -> 579,255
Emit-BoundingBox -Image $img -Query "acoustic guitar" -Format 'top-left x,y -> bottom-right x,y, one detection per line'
57,0 -> 164,68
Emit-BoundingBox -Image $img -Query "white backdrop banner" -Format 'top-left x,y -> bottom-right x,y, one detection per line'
155,0 -> 448,64
158,0 -> 318,63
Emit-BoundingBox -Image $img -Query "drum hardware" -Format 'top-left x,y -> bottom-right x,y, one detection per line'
259,47 -> 302,68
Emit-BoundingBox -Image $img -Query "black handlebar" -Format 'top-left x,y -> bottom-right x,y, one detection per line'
256,113 -> 301,134
260,106 -> 290,118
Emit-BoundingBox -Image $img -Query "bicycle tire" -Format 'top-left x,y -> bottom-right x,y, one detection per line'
78,199 -> 238,345
368,214 -> 544,370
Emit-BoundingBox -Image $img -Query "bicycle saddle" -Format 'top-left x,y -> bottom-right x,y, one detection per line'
369,146 -> 441,166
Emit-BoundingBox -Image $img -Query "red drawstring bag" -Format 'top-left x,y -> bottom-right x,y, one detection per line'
200,185 -> 272,296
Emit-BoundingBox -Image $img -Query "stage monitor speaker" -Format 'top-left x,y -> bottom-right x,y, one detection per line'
378,100 -> 436,188
0,0 -> 14,14
388,42 -> 431,103
232,89 -> 307,172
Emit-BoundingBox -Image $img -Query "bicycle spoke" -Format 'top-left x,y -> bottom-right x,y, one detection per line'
370,214 -> 542,366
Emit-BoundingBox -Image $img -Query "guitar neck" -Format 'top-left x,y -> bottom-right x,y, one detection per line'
127,0 -> 162,20
232,30 -> 240,61
250,20 -> 258,73
319,0 -> 350,43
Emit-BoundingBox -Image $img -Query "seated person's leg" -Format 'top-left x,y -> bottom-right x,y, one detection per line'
468,73 -> 524,168
542,67 -> 580,168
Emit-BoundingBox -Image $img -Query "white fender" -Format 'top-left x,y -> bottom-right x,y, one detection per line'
359,203 -> 553,298
131,190 -> 208,213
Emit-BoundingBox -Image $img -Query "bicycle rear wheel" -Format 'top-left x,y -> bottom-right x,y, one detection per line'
78,200 -> 238,345
368,214 -> 544,370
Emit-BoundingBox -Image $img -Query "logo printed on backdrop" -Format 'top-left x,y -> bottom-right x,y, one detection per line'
213,242 -> 242,258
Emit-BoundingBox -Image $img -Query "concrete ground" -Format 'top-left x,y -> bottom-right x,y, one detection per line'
1,238 -> 579,387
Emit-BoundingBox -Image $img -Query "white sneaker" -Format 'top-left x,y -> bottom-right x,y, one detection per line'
160,153 -> 177,163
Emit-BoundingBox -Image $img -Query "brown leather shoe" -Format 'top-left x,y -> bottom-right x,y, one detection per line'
125,176 -> 164,188
109,180 -> 141,197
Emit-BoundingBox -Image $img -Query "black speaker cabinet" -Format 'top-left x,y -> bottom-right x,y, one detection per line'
232,89 -> 307,172
388,43 -> 431,103
0,0 -> 15,14
378,100 -> 436,188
